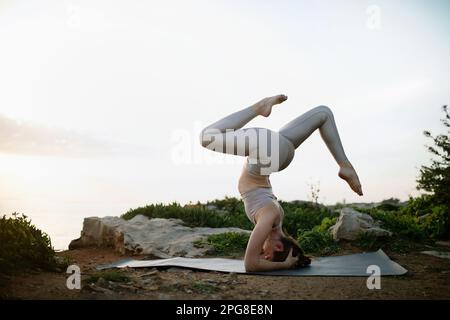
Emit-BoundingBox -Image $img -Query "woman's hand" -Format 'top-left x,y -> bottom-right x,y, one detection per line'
283,248 -> 299,269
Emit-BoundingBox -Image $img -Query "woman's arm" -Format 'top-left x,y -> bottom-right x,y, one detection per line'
244,206 -> 297,272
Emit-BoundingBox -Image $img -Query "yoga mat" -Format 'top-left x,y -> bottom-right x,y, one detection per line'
97,249 -> 407,276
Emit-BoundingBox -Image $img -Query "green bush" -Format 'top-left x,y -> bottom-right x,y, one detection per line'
376,203 -> 400,212
400,195 -> 434,217
194,232 -> 249,256
370,209 -> 425,240
415,105 -> 450,238
297,217 -> 339,255
205,197 -> 245,215
281,201 -> 337,236
363,197 -> 449,241
355,233 -> 423,253
121,200 -> 253,230
0,213 -> 56,274
421,205 -> 449,239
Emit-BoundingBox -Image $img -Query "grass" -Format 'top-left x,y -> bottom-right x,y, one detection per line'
191,281 -> 218,294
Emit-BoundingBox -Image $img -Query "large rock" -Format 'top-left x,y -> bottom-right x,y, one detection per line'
69,215 -> 250,258
330,207 -> 392,241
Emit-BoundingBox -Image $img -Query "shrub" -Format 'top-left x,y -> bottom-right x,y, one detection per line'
366,199 -> 449,241
297,217 -> 339,256
369,209 -> 425,240
376,203 -> 400,212
0,213 -> 56,274
416,105 -> 450,238
281,201 -> 337,236
194,232 -> 249,256
121,201 -> 253,230
205,197 -> 245,215
421,205 -> 449,239
400,195 -> 434,217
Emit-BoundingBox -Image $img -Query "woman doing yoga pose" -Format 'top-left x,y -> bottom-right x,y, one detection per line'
199,95 -> 363,272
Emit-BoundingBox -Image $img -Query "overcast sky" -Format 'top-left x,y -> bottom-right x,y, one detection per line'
0,0 -> 449,248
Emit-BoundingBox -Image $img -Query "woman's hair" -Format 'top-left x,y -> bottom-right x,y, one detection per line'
272,233 -> 311,267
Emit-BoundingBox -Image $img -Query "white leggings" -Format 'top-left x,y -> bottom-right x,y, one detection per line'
199,105 -> 349,176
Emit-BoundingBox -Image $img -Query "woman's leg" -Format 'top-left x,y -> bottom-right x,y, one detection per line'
278,105 -> 363,195
199,95 -> 287,157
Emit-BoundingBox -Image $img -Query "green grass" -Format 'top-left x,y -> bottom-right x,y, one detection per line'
279,200 -> 338,236
191,281 -> 218,294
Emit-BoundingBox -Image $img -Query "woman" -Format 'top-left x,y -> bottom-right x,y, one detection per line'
199,95 -> 363,272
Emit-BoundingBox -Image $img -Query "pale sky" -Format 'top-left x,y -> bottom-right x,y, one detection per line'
0,0 -> 449,249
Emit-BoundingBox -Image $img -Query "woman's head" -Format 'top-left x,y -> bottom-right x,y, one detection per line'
262,232 -> 311,267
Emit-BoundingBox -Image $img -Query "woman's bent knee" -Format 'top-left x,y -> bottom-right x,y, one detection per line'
313,105 -> 333,121
315,105 -> 333,115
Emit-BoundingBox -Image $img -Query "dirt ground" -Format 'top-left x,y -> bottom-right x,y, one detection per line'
1,245 -> 450,300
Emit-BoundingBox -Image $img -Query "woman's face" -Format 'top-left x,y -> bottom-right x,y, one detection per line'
261,236 -> 284,260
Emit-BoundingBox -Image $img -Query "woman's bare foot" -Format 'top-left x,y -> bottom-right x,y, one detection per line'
252,94 -> 288,117
338,162 -> 363,196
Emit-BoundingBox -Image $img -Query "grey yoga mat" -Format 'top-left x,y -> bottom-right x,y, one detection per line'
97,249 -> 407,276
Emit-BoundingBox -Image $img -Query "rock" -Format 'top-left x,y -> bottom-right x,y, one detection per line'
330,207 -> 392,241
141,278 -> 156,286
259,290 -> 269,296
436,241 -> 450,248
69,215 -> 250,257
158,293 -> 172,300
85,283 -> 114,295
421,251 -> 450,259
95,277 -> 108,287
116,284 -> 139,293
166,267 -> 187,273
138,270 -> 159,278
69,216 -> 124,250
203,278 -> 220,285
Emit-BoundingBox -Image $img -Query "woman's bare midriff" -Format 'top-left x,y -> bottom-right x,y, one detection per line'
253,201 -> 283,230
238,162 -> 283,229
238,162 -> 272,194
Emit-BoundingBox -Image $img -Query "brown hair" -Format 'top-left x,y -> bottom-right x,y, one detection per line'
272,234 -> 311,267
